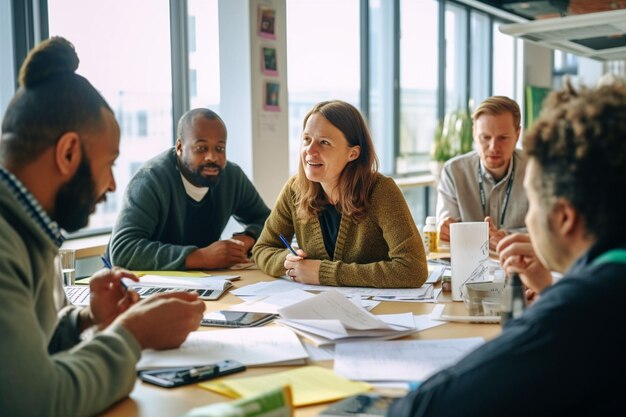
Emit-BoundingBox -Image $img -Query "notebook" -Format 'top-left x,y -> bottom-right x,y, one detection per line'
65,277 -> 234,305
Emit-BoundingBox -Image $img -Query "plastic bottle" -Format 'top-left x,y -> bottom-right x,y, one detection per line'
422,216 -> 438,255
500,273 -> 525,328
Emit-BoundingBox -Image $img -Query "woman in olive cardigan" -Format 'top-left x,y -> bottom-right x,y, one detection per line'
253,100 -> 428,288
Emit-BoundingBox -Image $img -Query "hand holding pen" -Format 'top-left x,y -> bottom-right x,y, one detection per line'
279,233 -> 299,281
101,256 -> 129,291
86,259 -> 140,329
279,234 -> 321,285
279,233 -> 299,257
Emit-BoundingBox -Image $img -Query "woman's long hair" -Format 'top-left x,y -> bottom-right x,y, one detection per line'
295,100 -> 379,222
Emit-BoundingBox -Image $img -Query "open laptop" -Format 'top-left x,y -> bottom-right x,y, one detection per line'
64,274 -> 239,305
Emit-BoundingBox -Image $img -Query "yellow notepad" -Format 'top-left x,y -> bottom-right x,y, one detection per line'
75,270 -> 210,285
132,270 -> 211,277
199,366 -> 371,407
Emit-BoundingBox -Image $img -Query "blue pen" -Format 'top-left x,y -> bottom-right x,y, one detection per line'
101,256 -> 128,290
278,234 -> 298,256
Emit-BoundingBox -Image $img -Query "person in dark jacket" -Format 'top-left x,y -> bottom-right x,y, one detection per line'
389,79 -> 626,417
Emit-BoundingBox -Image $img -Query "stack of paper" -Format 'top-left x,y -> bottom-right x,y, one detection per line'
276,290 -> 417,346
232,279 -> 438,302
229,289 -> 380,314
125,274 -> 239,290
231,266 -> 448,303
136,327 -> 309,369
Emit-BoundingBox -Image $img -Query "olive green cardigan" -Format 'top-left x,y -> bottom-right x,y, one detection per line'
253,174 -> 428,288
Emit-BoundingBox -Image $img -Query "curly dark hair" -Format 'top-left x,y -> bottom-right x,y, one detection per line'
523,79 -> 626,243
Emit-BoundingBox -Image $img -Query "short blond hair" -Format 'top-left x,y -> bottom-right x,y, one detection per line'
472,96 -> 521,129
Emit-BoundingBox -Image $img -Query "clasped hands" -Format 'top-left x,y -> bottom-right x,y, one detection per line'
283,249 -> 321,285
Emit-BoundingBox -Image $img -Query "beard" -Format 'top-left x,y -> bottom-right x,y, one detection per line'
179,160 -> 223,187
54,154 -> 100,232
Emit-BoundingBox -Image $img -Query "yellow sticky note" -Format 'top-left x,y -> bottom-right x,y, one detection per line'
199,366 -> 371,407
75,270 -> 210,284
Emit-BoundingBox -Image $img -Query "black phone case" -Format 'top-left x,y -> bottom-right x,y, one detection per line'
138,359 -> 246,388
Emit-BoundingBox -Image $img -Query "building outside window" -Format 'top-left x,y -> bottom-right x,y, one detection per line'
48,0 -> 174,231
286,0 -> 360,175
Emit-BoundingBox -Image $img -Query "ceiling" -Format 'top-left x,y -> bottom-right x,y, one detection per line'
475,0 -> 626,19
473,1 -> 626,60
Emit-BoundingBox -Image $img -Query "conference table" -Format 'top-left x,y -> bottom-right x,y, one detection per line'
99,266 -> 501,417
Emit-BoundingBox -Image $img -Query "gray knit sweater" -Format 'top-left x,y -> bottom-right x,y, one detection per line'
0,179 -> 140,417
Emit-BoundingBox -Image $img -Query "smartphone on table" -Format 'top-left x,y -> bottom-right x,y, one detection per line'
138,359 -> 246,388
200,310 -> 276,328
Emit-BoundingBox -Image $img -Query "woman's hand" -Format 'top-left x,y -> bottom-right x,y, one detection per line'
284,249 -> 321,285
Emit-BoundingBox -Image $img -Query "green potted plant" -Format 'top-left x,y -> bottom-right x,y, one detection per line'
430,107 -> 473,179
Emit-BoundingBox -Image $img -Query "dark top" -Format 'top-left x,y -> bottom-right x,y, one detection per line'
183,193 -> 220,248
388,241 -> 626,417
319,204 -> 341,258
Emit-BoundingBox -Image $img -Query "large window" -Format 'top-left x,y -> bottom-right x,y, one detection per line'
188,0 -> 221,111
469,10 -> 491,108
6,0 -> 523,235
397,0 -> 439,175
0,0 -> 13,117
445,3 -> 468,114
492,19 -> 517,97
48,0 -> 173,231
286,0 -> 360,174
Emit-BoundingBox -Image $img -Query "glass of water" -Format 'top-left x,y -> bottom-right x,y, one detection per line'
59,249 -> 76,286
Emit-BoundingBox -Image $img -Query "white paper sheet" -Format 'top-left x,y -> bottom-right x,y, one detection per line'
136,327 -> 309,369
227,289 -> 316,313
429,304 -> 501,323
275,291 -> 418,346
302,343 -> 335,361
278,290 -> 393,330
125,275 -> 237,289
333,337 -> 485,382
232,279 -> 433,299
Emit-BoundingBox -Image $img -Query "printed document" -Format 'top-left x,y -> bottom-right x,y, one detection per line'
136,327 -> 308,369
333,337 -> 484,382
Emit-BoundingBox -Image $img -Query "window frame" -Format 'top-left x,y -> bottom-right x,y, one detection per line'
7,0 -> 522,238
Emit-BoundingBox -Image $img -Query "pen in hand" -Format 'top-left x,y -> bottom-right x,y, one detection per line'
279,233 -> 299,257
101,256 -> 128,291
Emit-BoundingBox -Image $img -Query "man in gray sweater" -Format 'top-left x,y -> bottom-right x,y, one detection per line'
108,108 -> 270,270
0,37 -> 205,416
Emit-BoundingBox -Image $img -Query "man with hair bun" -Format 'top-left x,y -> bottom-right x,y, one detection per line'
389,79 -> 626,416
0,37 -> 205,416
436,95 -> 528,251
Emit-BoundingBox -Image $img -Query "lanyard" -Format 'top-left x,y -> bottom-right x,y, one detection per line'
591,249 -> 626,266
478,158 -> 515,228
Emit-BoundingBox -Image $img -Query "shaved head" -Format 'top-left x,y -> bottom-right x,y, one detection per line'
177,108 -> 226,142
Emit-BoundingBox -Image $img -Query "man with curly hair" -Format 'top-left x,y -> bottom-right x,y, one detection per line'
389,79 -> 626,416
